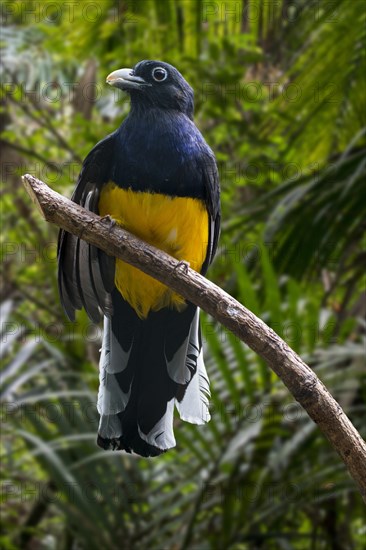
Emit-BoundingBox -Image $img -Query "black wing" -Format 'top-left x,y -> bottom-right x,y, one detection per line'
200,149 -> 221,274
57,132 -> 117,322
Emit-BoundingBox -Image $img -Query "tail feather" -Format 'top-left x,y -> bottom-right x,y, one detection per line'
138,397 -> 176,450
175,349 -> 211,425
97,317 -> 132,417
166,308 -> 199,385
97,290 -> 210,457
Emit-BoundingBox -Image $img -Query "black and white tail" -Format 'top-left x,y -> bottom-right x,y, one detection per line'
97,290 -> 210,457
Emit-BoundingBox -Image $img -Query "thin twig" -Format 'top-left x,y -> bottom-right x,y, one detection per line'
0,139 -> 58,170
3,70 -> 83,164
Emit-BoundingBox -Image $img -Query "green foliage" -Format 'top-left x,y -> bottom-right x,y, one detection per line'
1,0 -> 365,548
2,258 -> 364,548
264,145 -> 365,287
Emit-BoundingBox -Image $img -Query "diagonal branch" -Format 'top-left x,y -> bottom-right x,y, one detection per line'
22,173 -> 366,502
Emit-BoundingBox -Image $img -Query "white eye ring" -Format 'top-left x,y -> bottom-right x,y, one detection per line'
152,67 -> 168,82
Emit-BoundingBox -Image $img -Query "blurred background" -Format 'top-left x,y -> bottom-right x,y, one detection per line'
1,1 -> 365,548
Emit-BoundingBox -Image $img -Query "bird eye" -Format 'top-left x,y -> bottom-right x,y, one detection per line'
152,67 -> 168,82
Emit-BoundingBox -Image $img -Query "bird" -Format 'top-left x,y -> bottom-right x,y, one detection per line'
57,60 -> 220,457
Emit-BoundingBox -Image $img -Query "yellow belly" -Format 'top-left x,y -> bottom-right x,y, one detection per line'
98,183 -> 209,319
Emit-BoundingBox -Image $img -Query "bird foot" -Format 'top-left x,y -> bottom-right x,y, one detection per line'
174,260 -> 190,273
101,215 -> 117,232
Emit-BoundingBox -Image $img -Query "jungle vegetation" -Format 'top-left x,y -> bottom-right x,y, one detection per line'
1,1 -> 365,549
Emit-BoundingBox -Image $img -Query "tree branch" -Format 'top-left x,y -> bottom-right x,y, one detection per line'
22,173 -> 366,502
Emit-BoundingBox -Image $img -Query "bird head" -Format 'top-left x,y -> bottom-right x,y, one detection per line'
106,60 -> 194,119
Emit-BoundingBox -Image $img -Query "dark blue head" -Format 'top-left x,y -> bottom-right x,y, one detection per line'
106,60 -> 194,119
